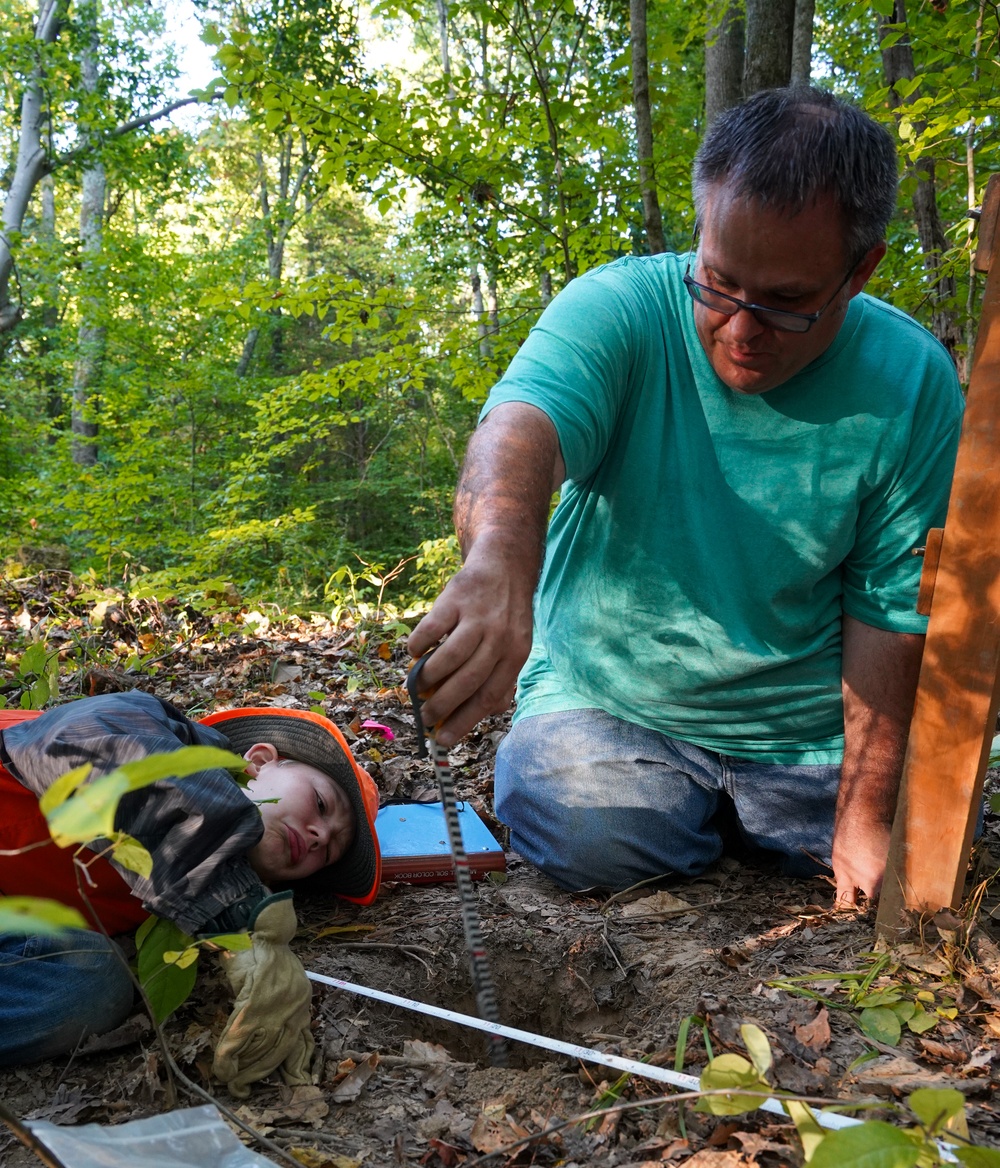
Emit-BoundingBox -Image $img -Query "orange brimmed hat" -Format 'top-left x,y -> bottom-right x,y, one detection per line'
200,707 -> 381,905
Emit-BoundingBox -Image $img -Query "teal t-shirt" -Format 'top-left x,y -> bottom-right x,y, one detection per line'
480,253 -> 964,764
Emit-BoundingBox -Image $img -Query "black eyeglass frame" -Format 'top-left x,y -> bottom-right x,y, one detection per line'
682,236 -> 856,335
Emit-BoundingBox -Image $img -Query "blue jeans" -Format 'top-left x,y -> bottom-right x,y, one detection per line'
494,708 -> 841,891
0,930 -> 134,1066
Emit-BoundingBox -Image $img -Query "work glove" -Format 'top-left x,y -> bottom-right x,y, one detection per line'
212,891 -> 314,1098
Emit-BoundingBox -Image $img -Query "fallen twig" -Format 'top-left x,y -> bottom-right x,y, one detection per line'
0,1100 -> 70,1168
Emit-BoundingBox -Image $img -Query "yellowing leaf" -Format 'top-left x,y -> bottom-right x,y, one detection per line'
38,762 -> 93,816
163,946 -> 200,970
785,1099 -> 825,1163
698,1053 -> 770,1116
0,896 -> 90,934
210,932 -> 252,951
741,1023 -> 772,1076
110,833 -> 153,877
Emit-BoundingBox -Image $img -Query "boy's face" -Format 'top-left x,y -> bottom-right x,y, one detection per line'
241,743 -> 356,884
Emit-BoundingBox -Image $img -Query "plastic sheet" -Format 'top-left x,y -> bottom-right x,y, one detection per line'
27,1104 -> 278,1168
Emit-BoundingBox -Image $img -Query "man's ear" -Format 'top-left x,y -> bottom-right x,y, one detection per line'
243,742 -> 280,777
849,240 -> 887,297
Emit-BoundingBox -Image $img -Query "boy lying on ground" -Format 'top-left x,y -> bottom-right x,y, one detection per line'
0,689 -> 381,1096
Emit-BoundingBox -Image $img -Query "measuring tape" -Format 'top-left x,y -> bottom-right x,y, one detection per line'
305,968 -> 860,1132
406,655 -> 507,1067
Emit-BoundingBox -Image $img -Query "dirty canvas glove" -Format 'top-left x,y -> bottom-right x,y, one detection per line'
212,891 -> 314,1098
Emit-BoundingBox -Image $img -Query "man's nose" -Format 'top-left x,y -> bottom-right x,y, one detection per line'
724,306 -> 766,342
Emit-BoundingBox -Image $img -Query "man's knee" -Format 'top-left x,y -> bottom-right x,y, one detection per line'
495,710 -> 723,890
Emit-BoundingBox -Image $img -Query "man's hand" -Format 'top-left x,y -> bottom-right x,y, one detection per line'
407,547 -> 535,746
407,403 -> 565,747
832,809 -> 892,906
834,617 -> 924,907
212,892 -> 313,1098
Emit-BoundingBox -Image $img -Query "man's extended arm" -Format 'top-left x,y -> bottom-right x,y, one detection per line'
407,401 -> 565,746
835,614 -> 924,905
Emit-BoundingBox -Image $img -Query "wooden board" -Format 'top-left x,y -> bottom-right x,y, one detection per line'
876,173 -> 1000,936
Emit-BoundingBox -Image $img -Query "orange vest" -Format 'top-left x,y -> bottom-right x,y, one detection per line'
0,709 -> 148,935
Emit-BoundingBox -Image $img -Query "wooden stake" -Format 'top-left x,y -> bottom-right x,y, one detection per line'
876,174 -> 1000,937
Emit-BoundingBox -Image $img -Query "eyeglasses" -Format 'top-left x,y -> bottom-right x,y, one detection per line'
683,249 -> 854,335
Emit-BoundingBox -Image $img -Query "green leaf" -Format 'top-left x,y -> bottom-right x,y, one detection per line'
957,1148 -> 1000,1166
906,1008 -> 938,1035
19,642 -> 47,676
785,1099 -> 825,1163
859,1006 -> 901,1046
907,1088 -> 967,1138
698,1053 -> 771,1116
0,896 -> 90,934
45,747 -> 247,847
110,833 -> 153,878
741,1023 -> 773,1076
809,1122 -> 921,1168
137,917 -> 199,1023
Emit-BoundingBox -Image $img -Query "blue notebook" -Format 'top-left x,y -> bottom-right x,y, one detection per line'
375,801 -> 506,884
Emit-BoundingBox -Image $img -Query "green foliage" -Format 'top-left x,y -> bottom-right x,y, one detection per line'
699,1027 -> 997,1165
771,951 -> 956,1047
136,916 -> 200,1024
0,896 -> 90,935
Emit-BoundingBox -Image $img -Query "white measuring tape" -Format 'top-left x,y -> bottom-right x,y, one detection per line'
306,969 -> 860,1132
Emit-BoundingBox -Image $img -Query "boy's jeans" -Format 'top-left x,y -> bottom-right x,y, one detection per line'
0,930 -> 134,1066
495,708 -> 841,891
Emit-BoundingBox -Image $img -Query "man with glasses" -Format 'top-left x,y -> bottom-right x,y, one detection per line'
409,87 -> 964,907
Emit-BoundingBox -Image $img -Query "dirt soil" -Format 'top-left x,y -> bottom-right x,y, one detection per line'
2,577 -> 1000,1167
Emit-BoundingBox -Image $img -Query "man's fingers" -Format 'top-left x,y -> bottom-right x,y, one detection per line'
420,639 -> 521,733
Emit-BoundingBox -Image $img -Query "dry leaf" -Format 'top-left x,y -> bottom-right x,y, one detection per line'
330,1053 -> 379,1103
677,1152 -> 750,1167
619,890 -> 695,920
792,1006 -> 831,1051
288,1148 -> 361,1168
918,1037 -> 968,1064
256,1085 -> 329,1127
470,1110 -> 531,1154
403,1039 -> 453,1064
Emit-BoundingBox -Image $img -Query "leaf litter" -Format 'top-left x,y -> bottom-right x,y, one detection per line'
1,577 -> 1000,1164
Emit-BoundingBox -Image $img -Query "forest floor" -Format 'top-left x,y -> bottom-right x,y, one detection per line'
2,572 -> 1000,1167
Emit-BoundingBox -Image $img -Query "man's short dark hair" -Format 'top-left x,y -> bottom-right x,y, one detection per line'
693,86 -> 898,265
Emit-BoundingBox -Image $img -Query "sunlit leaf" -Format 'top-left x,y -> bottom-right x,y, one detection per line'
45,746 -> 247,847
38,762 -> 94,815
110,833 -> 154,878
785,1099 -> 825,1163
907,1088 -> 967,1138
698,1053 -> 770,1116
741,1023 -> 772,1076
809,1121 -> 921,1168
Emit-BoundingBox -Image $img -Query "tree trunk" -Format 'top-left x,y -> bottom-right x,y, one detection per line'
743,0 -> 795,95
0,0 -> 62,334
705,0 -> 744,127
38,173 -> 62,431
878,0 -> 962,364
790,0 -> 815,85
631,0 -> 666,252
71,0 -> 105,467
